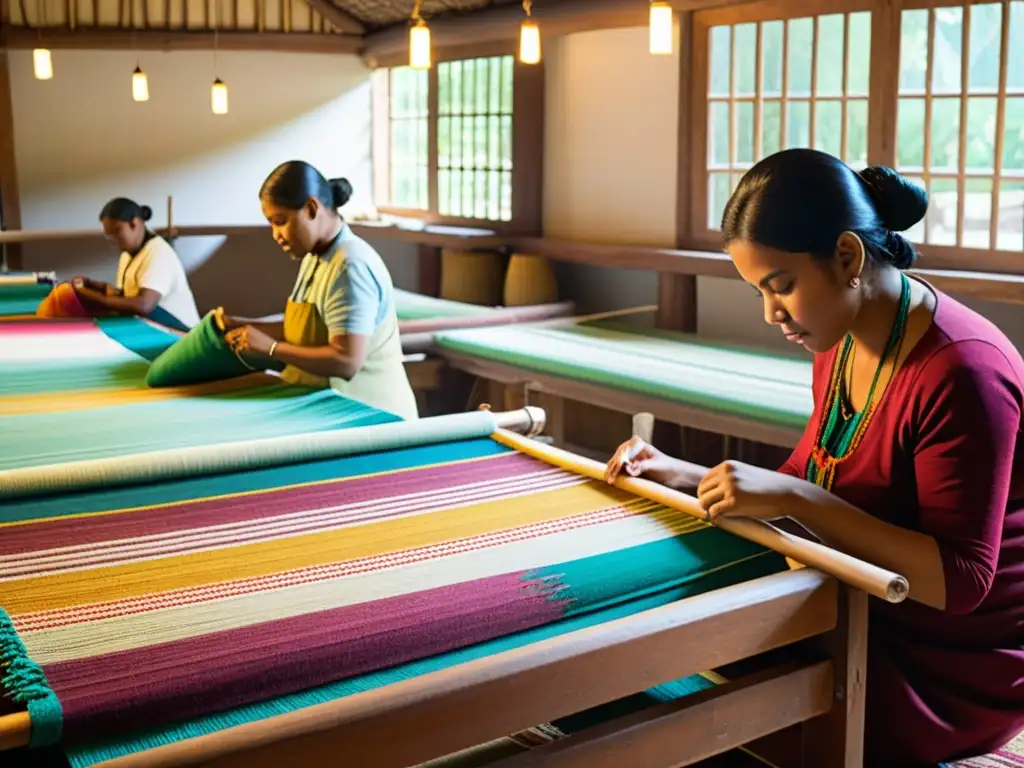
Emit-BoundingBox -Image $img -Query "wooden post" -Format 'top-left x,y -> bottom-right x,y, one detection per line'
418,245 -> 442,297
801,586 -> 868,767
0,51 -> 23,271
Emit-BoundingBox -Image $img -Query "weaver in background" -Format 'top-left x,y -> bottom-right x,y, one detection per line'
215,160 -> 418,420
606,148 -> 1024,767
71,197 -> 201,331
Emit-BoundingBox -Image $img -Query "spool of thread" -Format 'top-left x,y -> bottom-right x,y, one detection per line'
504,253 -> 558,307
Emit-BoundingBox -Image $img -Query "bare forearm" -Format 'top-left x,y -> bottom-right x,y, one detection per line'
789,485 -> 947,609
271,342 -> 359,380
665,458 -> 710,493
78,289 -> 154,316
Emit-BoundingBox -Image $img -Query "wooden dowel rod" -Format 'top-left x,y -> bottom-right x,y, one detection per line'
492,429 -> 909,604
0,711 -> 30,750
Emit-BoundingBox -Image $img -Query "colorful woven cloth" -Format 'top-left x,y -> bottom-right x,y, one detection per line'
34,282 -> 92,320
0,282 -> 53,317
0,430 -> 784,764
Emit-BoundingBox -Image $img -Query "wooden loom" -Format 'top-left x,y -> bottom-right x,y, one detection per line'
0,403 -> 903,768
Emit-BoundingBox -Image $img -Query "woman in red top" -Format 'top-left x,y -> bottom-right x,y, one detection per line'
605,148 -> 1024,766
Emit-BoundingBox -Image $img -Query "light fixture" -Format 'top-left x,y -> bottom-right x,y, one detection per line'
132,66 -> 149,102
33,48 -> 52,80
409,0 -> 431,69
649,1 -> 673,55
211,78 -> 228,115
519,0 -> 540,65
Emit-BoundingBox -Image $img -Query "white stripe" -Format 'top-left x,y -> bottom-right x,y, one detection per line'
21,507 -> 705,664
0,334 -> 137,363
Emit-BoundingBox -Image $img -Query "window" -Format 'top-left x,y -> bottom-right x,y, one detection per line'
895,2 -> 1024,253
388,67 -> 429,211
374,50 -> 540,231
701,10 -> 872,232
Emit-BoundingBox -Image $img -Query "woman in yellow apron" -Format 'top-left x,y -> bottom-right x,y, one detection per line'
217,160 -> 418,421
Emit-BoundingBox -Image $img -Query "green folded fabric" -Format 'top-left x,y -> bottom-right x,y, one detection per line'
145,312 -> 260,388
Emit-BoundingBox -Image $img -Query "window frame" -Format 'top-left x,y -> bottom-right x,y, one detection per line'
681,0 -> 1024,276
371,41 -> 544,236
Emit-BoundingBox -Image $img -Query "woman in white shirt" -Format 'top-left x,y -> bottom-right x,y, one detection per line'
73,198 -> 201,330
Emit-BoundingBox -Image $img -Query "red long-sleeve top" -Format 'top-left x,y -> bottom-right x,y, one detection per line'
779,285 -> 1024,765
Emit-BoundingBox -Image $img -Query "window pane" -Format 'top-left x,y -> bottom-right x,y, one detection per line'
438,117 -> 450,168
762,100 -> 782,157
488,169 -> 500,220
463,61 -> 476,116
847,99 -> 868,168
501,114 -> 513,170
501,56 -> 514,113
736,101 -> 754,165
815,101 -> 842,158
734,23 -> 757,97
997,180 -> 1024,251
449,61 -> 463,114
762,21 -> 784,97
787,17 -> 813,97
438,67 -> 450,115
786,100 -> 810,148
931,98 -> 960,171
448,170 -> 462,217
451,116 -> 463,168
968,3 -> 1002,92
816,14 -> 844,96
966,97 -> 997,173
489,57 -> 501,113
488,116 -> 500,170
475,115 -> 487,169
710,25 -> 731,96
1009,2 -> 1024,92
899,9 -> 928,93
927,177 -> 958,245
963,177 -> 994,248
847,12 -> 871,96
476,58 -> 489,113
439,170 -> 450,216
1004,98 -> 1024,172
462,114 -> 474,169
903,176 -> 927,242
932,7 -> 963,95
897,98 -> 925,168
709,101 -> 730,167
708,173 -> 733,229
501,171 -> 512,221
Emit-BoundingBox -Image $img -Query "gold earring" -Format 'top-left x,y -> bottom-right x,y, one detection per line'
849,276 -> 861,289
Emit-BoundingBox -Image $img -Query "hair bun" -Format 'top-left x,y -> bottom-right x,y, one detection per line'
884,231 -> 919,270
857,166 -> 928,233
328,178 -> 353,208
139,205 -> 153,222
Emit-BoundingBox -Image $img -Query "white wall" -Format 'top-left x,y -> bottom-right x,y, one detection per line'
8,47 -> 384,317
540,26 -> 1024,352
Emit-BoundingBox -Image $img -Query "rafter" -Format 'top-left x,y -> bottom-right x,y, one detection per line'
300,0 -> 364,35
0,26 -> 362,53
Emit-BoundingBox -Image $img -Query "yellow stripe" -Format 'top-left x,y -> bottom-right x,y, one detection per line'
0,445 -> 513,530
6,483 -> 684,615
0,373 -> 272,415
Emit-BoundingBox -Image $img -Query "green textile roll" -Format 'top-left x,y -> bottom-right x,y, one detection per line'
145,311 -> 272,388
394,289 -> 496,320
0,409 -> 500,500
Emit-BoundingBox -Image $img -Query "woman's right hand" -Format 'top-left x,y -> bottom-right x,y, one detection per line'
604,437 -> 680,487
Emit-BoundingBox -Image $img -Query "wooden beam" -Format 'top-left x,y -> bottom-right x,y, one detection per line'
299,0 -> 364,35
0,50 -> 22,271
0,26 -> 362,54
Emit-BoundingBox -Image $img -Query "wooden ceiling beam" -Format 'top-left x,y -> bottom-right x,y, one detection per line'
301,0 -> 365,35
362,0 -> 744,64
0,26 -> 363,54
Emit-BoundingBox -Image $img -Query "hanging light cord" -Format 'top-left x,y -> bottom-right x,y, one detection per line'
411,0 -> 422,24
523,0 -> 531,16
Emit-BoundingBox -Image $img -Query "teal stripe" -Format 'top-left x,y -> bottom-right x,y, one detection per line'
95,317 -> 180,362
0,436 -> 508,524
0,608 -> 62,748
64,574 -> 754,767
0,283 -> 49,316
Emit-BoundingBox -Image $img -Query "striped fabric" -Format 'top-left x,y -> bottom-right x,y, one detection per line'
435,319 -> 815,429
0,282 -> 53,317
1,435 -> 785,764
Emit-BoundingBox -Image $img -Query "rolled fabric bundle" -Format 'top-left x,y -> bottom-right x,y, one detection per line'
34,282 -> 91,319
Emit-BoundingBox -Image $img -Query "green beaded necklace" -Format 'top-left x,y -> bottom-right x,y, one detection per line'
806,272 -> 911,491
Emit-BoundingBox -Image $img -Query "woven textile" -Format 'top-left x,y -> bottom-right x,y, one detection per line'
0,434 -> 784,763
435,319 -> 814,429
0,282 -> 52,317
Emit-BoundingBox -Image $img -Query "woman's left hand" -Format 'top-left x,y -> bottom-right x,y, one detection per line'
696,461 -> 802,524
225,325 -> 275,356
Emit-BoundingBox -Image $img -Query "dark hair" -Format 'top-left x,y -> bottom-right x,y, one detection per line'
721,149 -> 928,270
99,197 -> 152,223
259,160 -> 353,212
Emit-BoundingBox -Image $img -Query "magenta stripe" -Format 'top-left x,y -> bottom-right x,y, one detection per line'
0,452 -> 548,556
0,319 -> 97,335
44,571 -> 568,741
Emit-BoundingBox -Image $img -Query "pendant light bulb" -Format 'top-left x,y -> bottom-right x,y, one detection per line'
132,66 -> 149,102
33,48 -> 53,80
649,1 -> 673,55
519,20 -> 540,64
211,78 -> 228,115
409,19 -> 431,69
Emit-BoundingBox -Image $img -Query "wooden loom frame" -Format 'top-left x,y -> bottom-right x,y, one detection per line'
7,571 -> 867,768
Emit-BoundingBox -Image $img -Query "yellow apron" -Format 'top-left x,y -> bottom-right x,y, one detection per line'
279,260 -> 419,421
